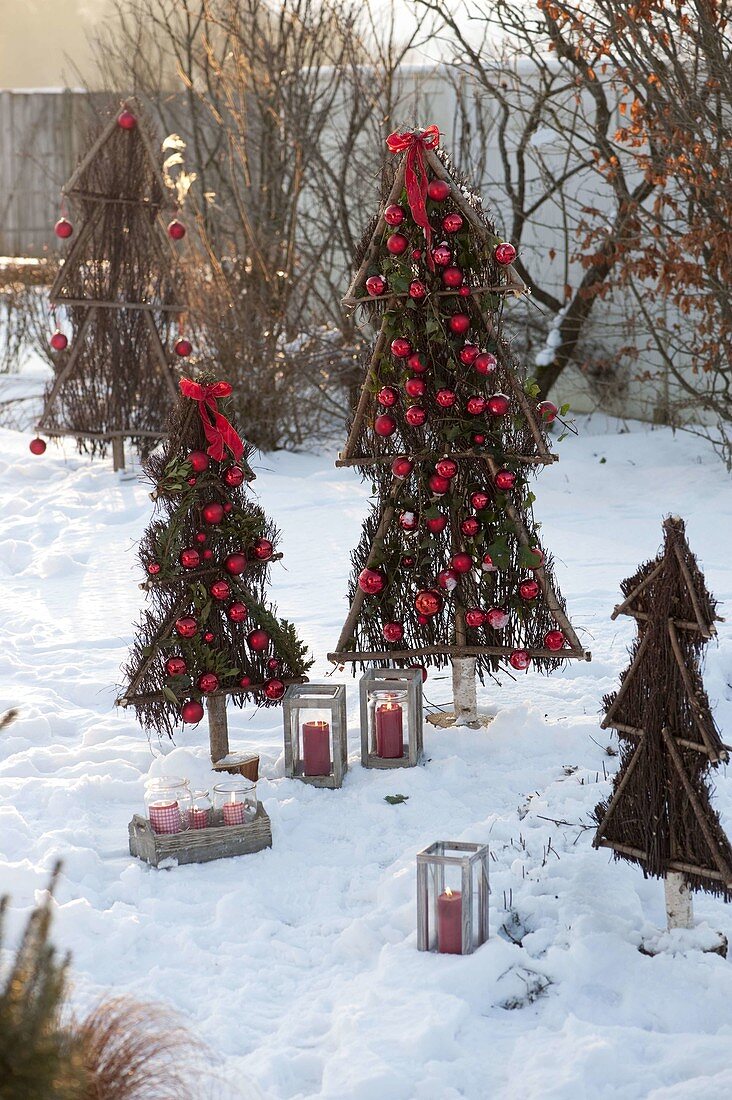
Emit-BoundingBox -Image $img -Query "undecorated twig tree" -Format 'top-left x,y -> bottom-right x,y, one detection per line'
594,516 -> 732,930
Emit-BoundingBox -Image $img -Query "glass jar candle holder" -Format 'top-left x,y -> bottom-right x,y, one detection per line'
416,841 -> 490,955
213,779 -> 257,826
359,668 -> 424,769
188,789 -> 212,830
144,777 -> 192,835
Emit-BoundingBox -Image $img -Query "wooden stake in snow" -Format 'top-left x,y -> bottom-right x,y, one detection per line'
664,873 -> 694,930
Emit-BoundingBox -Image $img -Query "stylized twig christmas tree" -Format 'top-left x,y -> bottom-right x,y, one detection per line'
117,373 -> 311,762
594,516 -> 732,929
327,127 -> 589,724
37,103 -> 188,471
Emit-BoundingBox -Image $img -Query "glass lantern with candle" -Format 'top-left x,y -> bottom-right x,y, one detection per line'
359,668 -> 424,769
416,840 -> 490,955
213,779 -> 258,826
188,789 -> 212,830
144,777 -> 192,835
282,683 -> 348,789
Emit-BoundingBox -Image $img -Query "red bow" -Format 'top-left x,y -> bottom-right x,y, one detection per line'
179,378 -> 244,462
386,126 -> 441,269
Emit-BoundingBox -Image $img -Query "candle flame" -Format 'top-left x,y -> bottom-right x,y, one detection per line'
445,887 -> 453,897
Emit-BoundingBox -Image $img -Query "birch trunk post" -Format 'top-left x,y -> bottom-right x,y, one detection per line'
451,657 -> 479,727
207,694 -> 230,764
664,872 -> 694,930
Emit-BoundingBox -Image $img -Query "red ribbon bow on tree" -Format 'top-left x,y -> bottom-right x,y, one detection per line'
179,378 -> 244,462
385,125 -> 441,269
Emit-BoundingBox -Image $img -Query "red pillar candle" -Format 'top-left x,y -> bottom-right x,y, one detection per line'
302,721 -> 331,776
148,801 -> 181,835
189,808 -> 209,830
437,888 -> 463,954
375,701 -> 404,758
222,801 -> 245,826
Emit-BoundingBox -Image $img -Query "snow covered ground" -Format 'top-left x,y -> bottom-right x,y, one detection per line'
1,407 -> 732,1100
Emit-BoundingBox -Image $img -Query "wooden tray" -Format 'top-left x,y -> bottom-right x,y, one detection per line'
129,802 -> 272,868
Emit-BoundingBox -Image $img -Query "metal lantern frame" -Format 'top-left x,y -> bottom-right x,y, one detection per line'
416,841 -> 490,954
283,683 -> 348,789
359,667 -> 424,769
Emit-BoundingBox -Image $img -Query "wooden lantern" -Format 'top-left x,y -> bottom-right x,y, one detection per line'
282,683 -> 348,789
416,841 -> 490,954
359,667 -> 423,769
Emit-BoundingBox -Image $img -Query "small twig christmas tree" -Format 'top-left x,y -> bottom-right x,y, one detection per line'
117,373 -> 311,762
327,127 -> 589,724
594,516 -> 732,930
37,102 -> 187,471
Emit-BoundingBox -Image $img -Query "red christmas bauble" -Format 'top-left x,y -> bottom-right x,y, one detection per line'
545,629 -> 565,651
405,405 -> 427,427
383,621 -> 404,643
227,602 -> 248,622
198,672 -> 220,693
474,352 -> 497,375
202,549 -> 213,560
466,395 -> 486,416
407,352 -> 427,373
392,456 -> 413,478
432,244 -> 452,267
384,203 -> 405,226
263,678 -> 285,700
187,477 -> 198,487
50,331 -> 68,351
461,517 -> 480,537
175,616 -> 198,638
195,532 -> 207,543
494,242 -> 517,265
473,433 -> 486,445
211,579 -> 231,600
415,589 -> 443,616
459,285 -> 472,297
168,219 -> 186,240
529,547 -> 544,569
54,217 -> 73,239
202,501 -> 225,524
438,568 -> 458,590
181,700 -> 204,724
251,537 -> 273,561
224,553 -> 246,576
452,552 -> 473,574
117,109 -> 137,129
377,385 -> 398,407
486,607 -> 509,629
374,414 -> 397,437
391,337 -> 412,358
436,457 -> 457,478
459,344 -> 479,366
465,608 -> 485,627
247,628 -> 270,652
175,338 -> 193,358
267,657 -> 280,671
426,515 -> 448,533
442,212 -> 463,233
147,561 -> 161,575
427,179 -> 451,201
442,266 -> 463,288
495,469 -> 516,491
417,614 -> 428,626
386,233 -> 409,255
179,547 -> 201,569
203,630 -> 215,643
409,280 -> 427,301
471,491 -> 490,510
412,249 -> 422,261
366,274 -> 387,296
404,377 -> 426,398
223,465 -> 245,487
358,567 -> 386,595
401,555 -> 415,568
519,579 -> 540,600
538,400 -> 558,423
429,473 -> 451,495
187,450 -> 209,473
165,656 -> 187,677
29,437 -> 47,455
435,389 -> 456,408
487,393 -> 510,416
482,553 -> 497,573
509,649 -> 531,671
449,313 -> 470,335
239,675 -> 251,688
399,510 -> 419,532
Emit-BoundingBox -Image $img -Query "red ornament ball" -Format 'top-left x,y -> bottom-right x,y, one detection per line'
461,517 -> 480,537
147,561 -> 161,575
486,607 -> 509,629
383,621 -> 404,643
465,608 -> 485,628
426,515 -> 448,534
438,568 -> 458,590
366,274 -> 386,296
545,629 -> 565,651
459,286 -> 472,297
429,473 -> 451,495
442,212 -> 463,233
223,465 -> 245,487
251,537 -> 274,561
202,501 -> 225,524
471,491 -> 490,510
432,244 -> 452,267
474,352 -> 497,376
384,204 -> 405,226
203,631 -> 215,643
417,614 -> 429,626
442,266 -> 464,288
412,249 -> 422,261
399,510 -> 419,532
227,602 -> 248,622
495,469 -> 516,491
165,656 -> 187,677
538,400 -> 558,423
519,579 -> 540,600
466,395 -> 486,416
175,616 -> 198,638
494,242 -> 517,265
392,456 -> 413,478
181,700 -> 204,724
391,337 -> 412,358
529,547 -> 544,569
409,280 -> 428,301
179,547 -> 201,570
198,672 -> 220,693
415,589 -> 443,617
239,675 -> 251,688
482,553 -> 498,573
223,502 -> 233,514
378,385 -> 398,407
401,555 -> 415,568
195,532 -> 207,543
509,649 -> 531,671
459,344 -> 479,366
405,405 -> 427,427
54,217 -> 73,239
263,678 -> 285,701
404,377 -> 426,398
210,579 -> 231,601
374,414 -> 397,437
435,389 -> 456,408
473,433 -> 486,445
386,233 -> 409,255
50,330 -> 68,351
29,437 -> 47,455
358,567 -> 386,595
449,313 -> 470,335
117,109 -> 137,129
174,338 -> 193,358
407,352 -> 427,373
225,553 -> 247,575
167,219 -> 186,240
452,552 -> 473,574
487,393 -> 510,416
247,628 -> 270,652
436,457 -> 458,478
427,179 -> 451,201
187,450 -> 209,473
267,657 -> 280,671
202,549 -> 213,560
187,477 -> 197,487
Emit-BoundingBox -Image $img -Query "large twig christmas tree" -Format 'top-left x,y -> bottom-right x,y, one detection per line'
38,103 -> 185,471
594,516 -> 732,930
327,127 -> 589,724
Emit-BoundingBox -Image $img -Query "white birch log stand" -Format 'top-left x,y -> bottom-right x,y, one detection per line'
664,872 -> 694,930
639,874 -> 727,957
